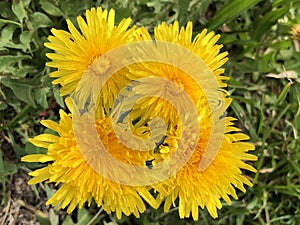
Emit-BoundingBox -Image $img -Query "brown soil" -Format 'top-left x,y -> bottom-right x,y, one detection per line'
0,167 -> 50,225
0,134 -> 49,225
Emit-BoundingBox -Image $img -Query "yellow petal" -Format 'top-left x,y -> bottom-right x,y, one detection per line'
40,120 -> 60,132
28,138 -> 50,149
34,134 -> 59,143
21,154 -> 54,163
28,167 -> 51,184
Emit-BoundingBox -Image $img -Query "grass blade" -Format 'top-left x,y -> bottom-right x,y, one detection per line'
207,0 -> 261,30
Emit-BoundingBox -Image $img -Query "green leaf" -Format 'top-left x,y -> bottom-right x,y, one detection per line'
0,55 -> 31,72
207,0 -> 261,30
30,12 -> 52,29
36,215 -> 51,225
61,208 -> 93,225
76,208 -> 93,225
0,149 -> 17,182
1,77 -> 36,107
19,30 -> 34,52
0,101 -> 8,110
177,0 -> 190,21
35,87 -> 49,108
0,18 -> 20,26
11,0 -> 27,23
0,2 -> 16,20
0,24 -> 17,44
232,57 -> 258,73
257,58 -> 271,73
2,162 -> 17,176
61,217 -> 74,225
59,0 -> 88,19
40,0 -> 63,17
115,8 -> 131,24
20,30 -> 32,45
9,65 -> 34,78
53,86 -> 64,108
252,1 -> 290,40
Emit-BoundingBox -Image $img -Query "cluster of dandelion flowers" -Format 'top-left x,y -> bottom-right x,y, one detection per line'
22,6 -> 258,221
21,98 -> 159,218
125,21 -> 258,219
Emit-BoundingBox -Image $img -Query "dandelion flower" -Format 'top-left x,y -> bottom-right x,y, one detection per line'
126,21 -> 228,129
45,7 -> 136,113
21,98 -> 159,219
125,22 -> 257,220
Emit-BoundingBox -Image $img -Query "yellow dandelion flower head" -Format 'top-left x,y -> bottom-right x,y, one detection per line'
45,7 -> 136,113
22,98 -> 159,218
290,24 -> 300,40
125,21 -> 229,159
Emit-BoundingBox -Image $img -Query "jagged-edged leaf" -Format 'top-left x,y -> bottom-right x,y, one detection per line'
1,77 -> 36,107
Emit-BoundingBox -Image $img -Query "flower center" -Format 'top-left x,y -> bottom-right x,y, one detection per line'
90,55 -> 111,75
166,78 -> 185,96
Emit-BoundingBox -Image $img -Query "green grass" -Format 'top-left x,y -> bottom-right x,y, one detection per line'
1,0 -> 300,224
